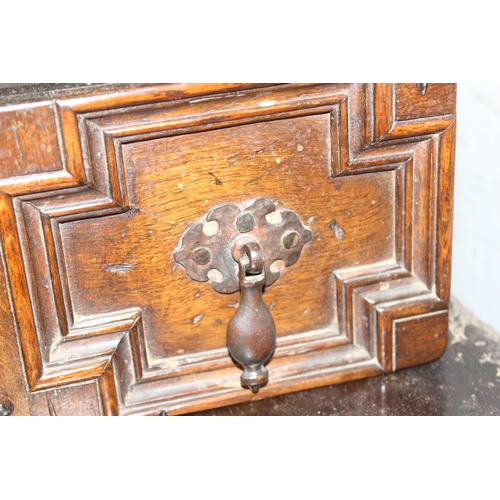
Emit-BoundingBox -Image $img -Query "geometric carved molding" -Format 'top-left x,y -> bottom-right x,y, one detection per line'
0,83 -> 456,414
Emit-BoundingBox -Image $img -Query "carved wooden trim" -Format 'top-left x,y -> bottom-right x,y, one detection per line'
0,84 -> 455,414
373,83 -> 455,141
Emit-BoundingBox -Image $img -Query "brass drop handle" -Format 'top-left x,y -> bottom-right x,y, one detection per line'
227,241 -> 276,393
174,197 -> 312,392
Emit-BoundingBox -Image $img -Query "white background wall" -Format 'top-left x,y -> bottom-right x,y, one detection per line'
452,84 -> 500,332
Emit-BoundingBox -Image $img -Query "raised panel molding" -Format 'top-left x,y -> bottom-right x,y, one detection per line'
0,84 -> 455,415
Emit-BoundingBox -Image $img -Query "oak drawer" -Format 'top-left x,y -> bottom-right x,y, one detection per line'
0,83 -> 456,415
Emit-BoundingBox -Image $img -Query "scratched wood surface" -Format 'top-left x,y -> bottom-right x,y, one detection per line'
0,101 -> 62,178
0,83 -> 456,415
61,114 -> 395,359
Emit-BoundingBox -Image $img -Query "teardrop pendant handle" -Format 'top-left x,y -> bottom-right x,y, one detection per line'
227,241 -> 276,393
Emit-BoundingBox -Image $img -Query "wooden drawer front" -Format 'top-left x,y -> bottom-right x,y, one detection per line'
0,83 -> 456,415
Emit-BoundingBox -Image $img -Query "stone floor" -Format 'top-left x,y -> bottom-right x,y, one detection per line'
193,297 -> 500,415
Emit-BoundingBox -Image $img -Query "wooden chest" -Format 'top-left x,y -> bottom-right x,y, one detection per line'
0,83 -> 456,415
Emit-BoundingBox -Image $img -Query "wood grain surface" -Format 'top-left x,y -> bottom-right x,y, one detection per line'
0,83 -> 456,415
0,101 -> 62,178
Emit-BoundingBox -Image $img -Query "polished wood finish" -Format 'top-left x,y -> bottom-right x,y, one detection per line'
0,101 -> 62,178
0,83 -> 456,415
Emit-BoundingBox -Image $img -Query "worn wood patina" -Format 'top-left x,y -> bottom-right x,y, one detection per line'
0,83 -> 456,415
